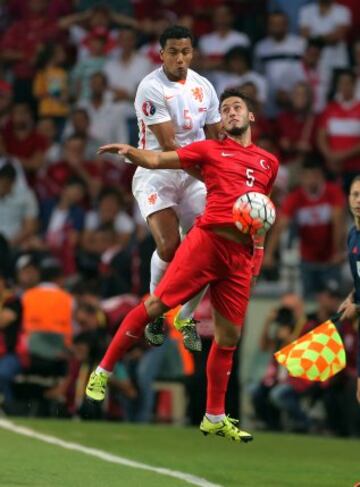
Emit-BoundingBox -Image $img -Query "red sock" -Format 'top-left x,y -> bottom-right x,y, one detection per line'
206,341 -> 236,415
100,302 -> 150,372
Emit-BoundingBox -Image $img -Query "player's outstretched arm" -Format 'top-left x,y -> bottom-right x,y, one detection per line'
97,144 -> 181,170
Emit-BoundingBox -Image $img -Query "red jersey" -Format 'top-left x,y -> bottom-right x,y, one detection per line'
281,182 -> 346,262
176,137 -> 279,229
319,100 -> 360,173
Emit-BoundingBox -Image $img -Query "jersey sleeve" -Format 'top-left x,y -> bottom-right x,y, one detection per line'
205,82 -> 221,126
176,141 -> 208,168
134,79 -> 171,126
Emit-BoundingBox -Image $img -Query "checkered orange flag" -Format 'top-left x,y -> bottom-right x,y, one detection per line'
274,317 -> 346,382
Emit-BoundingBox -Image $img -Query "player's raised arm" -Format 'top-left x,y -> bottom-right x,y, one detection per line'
97,144 -> 181,170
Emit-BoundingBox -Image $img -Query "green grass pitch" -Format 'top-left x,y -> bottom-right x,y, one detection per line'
0,419 -> 358,487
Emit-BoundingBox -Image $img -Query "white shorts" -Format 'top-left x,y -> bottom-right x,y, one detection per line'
132,167 -> 206,234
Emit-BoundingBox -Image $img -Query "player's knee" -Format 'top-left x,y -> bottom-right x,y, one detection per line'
145,295 -> 168,318
156,239 -> 180,262
215,326 -> 241,348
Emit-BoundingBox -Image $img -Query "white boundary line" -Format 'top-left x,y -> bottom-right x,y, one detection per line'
0,419 -> 223,487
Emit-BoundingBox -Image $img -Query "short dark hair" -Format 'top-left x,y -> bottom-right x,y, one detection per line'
219,88 -> 255,112
301,155 -> 324,172
306,38 -> 324,50
65,176 -> 87,190
40,257 -> 62,282
98,187 -> 123,206
336,68 -> 356,83
224,46 -> 251,68
268,10 -> 288,20
65,134 -> 86,144
0,162 -> 16,182
91,71 -> 108,85
159,25 -> 193,49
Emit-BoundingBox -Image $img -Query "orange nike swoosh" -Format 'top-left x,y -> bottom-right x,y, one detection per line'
165,95 -> 175,100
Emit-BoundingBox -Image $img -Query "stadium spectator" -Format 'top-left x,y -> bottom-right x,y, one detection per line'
213,47 -> 268,105
0,133 -> 29,190
133,0 -> 192,29
285,39 -> 330,114
59,5 -> 137,62
92,223 -> 133,298
299,0 -> 351,75
138,17 -> 171,68
236,81 -> 275,145
16,256 -> 74,412
263,159 -> 347,299
82,187 -> 134,254
33,44 -> 70,137
77,72 -> 129,145
267,0 -> 314,34
1,0 -> 60,105
44,134 -> 100,200
0,271 -> 23,411
198,5 -> 250,72
37,118 -> 62,165
103,27 -> 153,118
275,81 -> 317,181
70,31 -> 107,101
62,108 -> 101,160
317,69 -> 360,191
0,163 -> 39,250
15,254 -> 41,295
1,103 -> 48,189
254,11 -> 306,115
41,177 -> 86,275
0,80 -> 13,129
252,304 -> 312,432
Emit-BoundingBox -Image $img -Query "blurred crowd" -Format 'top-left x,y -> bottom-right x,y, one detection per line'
0,0 -> 359,434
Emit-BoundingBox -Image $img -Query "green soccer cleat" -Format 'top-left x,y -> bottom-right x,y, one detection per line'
174,313 -> 202,352
144,316 -> 165,346
200,415 -> 253,443
86,370 -> 109,402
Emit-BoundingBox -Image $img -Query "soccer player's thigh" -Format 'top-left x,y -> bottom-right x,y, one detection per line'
210,258 -> 252,340
154,227 -> 218,309
177,176 -> 206,235
132,170 -> 181,260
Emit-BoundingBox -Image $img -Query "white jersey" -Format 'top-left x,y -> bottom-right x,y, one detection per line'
134,66 -> 221,151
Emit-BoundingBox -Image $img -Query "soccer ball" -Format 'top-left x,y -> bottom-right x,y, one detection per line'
232,192 -> 276,235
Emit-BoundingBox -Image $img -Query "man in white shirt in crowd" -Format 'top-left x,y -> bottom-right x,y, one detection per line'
103,27 -> 153,119
213,47 -> 268,106
78,72 -> 129,145
299,0 -> 351,75
254,11 -> 306,116
0,163 -> 38,249
198,5 -> 250,73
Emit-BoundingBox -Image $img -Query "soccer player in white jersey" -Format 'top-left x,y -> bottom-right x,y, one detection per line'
133,25 -> 221,351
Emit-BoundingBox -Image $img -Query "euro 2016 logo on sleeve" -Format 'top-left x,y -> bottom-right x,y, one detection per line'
142,101 -> 156,117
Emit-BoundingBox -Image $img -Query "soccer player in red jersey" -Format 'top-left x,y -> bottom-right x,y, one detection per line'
86,88 -> 279,441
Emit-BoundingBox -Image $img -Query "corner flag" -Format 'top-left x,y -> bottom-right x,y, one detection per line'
274,317 -> 346,382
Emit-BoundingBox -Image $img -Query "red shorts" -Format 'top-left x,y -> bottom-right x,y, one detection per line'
154,226 -> 253,326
